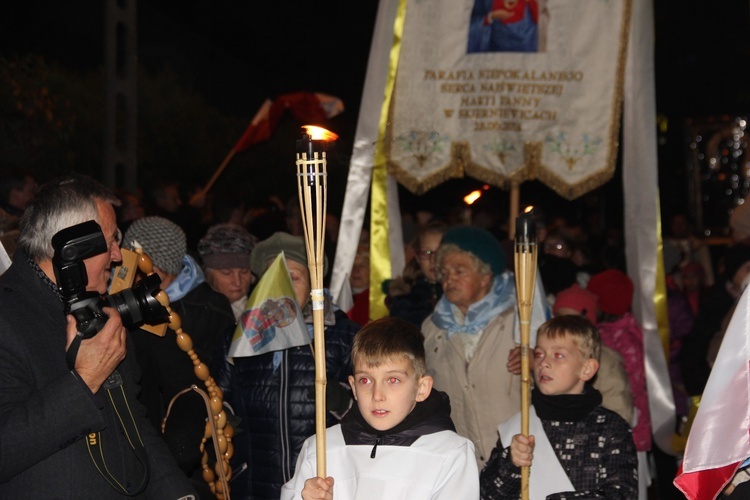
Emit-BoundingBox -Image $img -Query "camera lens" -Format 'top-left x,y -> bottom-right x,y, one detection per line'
107,289 -> 144,326
105,274 -> 168,330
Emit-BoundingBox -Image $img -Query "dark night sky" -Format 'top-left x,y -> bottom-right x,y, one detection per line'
0,1 -> 379,119
2,0 -> 750,222
4,1 -> 748,116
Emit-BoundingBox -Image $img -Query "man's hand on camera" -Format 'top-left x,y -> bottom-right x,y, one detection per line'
65,307 -> 127,394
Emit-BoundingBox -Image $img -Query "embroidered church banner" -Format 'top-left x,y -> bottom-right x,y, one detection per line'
387,0 -> 632,199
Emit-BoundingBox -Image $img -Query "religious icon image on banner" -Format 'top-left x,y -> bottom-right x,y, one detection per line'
467,0 -> 548,54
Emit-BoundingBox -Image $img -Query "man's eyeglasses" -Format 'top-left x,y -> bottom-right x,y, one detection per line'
108,227 -> 123,249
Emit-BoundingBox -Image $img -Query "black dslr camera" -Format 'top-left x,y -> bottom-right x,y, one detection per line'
52,220 -> 168,339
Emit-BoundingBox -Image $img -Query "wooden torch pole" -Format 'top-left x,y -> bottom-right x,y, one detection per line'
296,126 -> 335,478
514,210 -> 538,500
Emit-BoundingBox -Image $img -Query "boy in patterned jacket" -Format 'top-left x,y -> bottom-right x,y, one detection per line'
480,315 -> 638,499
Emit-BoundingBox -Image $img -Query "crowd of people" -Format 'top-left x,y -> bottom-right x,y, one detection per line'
0,169 -> 748,499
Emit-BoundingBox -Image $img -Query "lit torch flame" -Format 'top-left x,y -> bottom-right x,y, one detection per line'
523,205 -> 534,214
303,125 -> 339,141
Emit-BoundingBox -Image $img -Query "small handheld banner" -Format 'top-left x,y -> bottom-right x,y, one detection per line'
228,252 -> 309,358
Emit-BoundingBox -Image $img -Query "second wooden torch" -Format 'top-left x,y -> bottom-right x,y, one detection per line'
296,125 -> 337,478
514,209 -> 538,500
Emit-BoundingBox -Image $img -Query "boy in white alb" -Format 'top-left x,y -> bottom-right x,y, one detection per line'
281,317 -> 479,500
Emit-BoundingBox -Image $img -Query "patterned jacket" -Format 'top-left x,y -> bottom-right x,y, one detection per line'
480,405 -> 638,499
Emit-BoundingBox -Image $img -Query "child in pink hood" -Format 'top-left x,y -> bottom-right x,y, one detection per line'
587,269 -> 651,453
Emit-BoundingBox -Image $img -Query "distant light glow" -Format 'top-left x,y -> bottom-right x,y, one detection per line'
523,205 -> 534,214
302,125 -> 338,141
464,190 -> 482,205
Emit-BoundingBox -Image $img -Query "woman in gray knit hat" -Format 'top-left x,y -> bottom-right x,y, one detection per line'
198,223 -> 258,321
123,215 -> 188,290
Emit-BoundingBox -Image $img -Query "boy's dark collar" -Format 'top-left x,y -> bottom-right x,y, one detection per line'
532,384 -> 602,422
340,389 -> 455,446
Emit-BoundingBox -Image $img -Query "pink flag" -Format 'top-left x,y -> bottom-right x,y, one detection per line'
674,286 -> 750,499
233,92 -> 344,152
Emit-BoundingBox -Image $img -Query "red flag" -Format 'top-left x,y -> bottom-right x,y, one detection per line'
675,461 -> 742,500
233,92 -> 344,152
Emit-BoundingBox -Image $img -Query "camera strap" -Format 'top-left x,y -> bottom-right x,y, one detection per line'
85,370 -> 150,496
65,332 -> 83,370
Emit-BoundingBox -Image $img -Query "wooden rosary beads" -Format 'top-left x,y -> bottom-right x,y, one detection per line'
133,249 -> 234,499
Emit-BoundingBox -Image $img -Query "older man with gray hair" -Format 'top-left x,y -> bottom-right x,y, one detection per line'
0,174 -> 195,498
